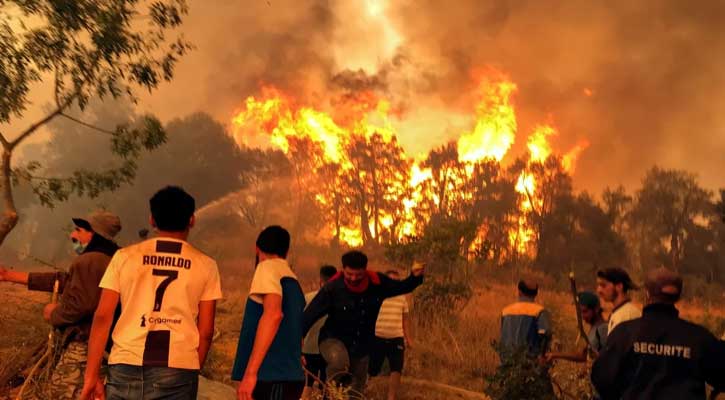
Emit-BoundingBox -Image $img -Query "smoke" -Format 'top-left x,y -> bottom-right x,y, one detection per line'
141,0 -> 725,194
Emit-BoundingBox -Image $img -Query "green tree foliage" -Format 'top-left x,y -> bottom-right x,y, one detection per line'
7,106 -> 273,261
0,0 -> 191,245
629,167 -> 713,271
486,346 -> 557,400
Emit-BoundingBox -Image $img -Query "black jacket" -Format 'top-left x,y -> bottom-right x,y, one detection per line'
302,272 -> 423,358
591,303 -> 725,400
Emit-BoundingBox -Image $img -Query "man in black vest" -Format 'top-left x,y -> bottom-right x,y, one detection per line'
592,267 -> 725,400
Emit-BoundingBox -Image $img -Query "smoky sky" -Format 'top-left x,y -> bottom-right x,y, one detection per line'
137,0 -> 725,194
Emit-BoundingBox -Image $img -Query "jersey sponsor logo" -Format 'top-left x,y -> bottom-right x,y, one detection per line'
140,313 -> 182,327
633,342 -> 692,359
142,255 -> 192,269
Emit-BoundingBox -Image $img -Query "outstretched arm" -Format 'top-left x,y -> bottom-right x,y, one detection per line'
380,268 -> 425,299
1,266 -> 70,292
302,287 -> 332,336
0,266 -> 28,285
545,345 -> 587,363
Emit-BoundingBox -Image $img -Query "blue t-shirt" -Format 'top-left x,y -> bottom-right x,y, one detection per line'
231,259 -> 305,382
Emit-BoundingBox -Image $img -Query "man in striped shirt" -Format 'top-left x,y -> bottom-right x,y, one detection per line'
368,269 -> 412,400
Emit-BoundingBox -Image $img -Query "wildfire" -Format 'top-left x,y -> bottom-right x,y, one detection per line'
230,72 -> 588,256
457,78 -> 517,163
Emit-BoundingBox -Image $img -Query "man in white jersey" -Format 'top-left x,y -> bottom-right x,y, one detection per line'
368,269 -> 413,400
596,267 -> 641,334
80,186 -> 222,400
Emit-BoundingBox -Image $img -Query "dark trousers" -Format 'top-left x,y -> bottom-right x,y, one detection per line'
253,381 -> 305,400
319,338 -> 369,397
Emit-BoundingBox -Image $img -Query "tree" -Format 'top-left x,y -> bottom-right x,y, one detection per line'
0,0 -> 191,245
630,167 -> 712,270
8,108 -> 273,261
343,132 -> 411,246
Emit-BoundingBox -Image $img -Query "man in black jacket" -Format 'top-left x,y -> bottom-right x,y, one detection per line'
302,251 -> 424,397
591,267 -> 725,400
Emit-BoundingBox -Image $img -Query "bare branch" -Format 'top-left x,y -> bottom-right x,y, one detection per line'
54,66 -> 61,108
9,107 -> 65,150
0,132 -> 9,149
59,113 -> 116,135
9,94 -> 78,150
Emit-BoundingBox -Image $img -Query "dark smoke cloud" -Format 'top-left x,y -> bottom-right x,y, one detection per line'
142,0 -> 725,194
386,0 -> 725,192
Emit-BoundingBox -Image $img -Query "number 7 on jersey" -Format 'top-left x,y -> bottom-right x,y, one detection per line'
152,269 -> 179,312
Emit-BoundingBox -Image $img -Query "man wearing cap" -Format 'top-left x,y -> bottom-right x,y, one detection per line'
546,291 -> 608,363
0,210 -> 121,399
545,291 -> 608,400
592,268 -> 725,400
596,267 -> 641,334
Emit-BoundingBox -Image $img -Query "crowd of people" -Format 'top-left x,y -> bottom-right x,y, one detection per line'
0,184 -> 724,400
500,268 -> 725,399
0,185 -> 423,400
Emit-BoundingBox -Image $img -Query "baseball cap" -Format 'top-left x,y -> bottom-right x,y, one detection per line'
645,267 -> 683,303
578,291 -> 600,308
597,267 -> 639,292
73,210 -> 122,240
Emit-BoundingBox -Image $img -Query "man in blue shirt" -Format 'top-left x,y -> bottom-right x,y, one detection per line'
232,226 -> 306,400
500,279 -> 552,357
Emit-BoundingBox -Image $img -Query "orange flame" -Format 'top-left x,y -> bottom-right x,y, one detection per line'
457,78 -> 517,163
231,73 -> 589,251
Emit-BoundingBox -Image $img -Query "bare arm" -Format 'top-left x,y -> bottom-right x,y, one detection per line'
197,300 -> 216,368
244,294 -> 282,377
0,266 -> 28,284
546,345 -> 587,363
403,311 -> 413,346
80,289 -> 119,399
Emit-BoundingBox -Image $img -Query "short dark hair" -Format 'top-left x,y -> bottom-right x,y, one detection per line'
518,280 -> 538,297
597,268 -> 638,292
341,250 -> 368,270
150,186 -> 195,232
319,265 -> 337,281
256,225 -> 290,258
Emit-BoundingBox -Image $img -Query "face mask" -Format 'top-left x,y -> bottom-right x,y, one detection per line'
72,239 -> 87,255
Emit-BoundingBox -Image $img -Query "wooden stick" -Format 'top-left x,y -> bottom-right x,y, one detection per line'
14,278 -> 59,400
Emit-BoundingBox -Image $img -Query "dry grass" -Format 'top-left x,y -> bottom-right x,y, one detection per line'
2,272 -> 724,400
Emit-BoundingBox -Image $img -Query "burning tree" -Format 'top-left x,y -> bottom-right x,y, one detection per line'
230,71 -> 595,273
344,132 -> 412,246
0,0 -> 191,245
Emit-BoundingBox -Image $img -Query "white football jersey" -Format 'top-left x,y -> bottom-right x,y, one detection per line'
99,238 -> 222,369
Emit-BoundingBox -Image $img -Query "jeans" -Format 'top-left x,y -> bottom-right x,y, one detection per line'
106,364 -> 199,400
319,338 -> 369,398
